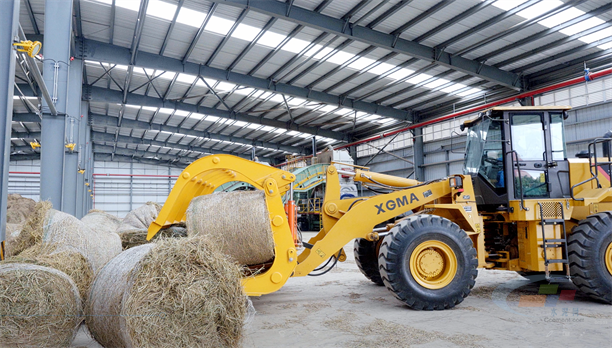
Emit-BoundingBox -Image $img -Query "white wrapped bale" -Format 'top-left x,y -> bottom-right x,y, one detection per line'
86,238 -> 247,348
81,210 -> 122,235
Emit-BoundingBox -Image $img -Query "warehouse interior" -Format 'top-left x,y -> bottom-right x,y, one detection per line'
2,0 -> 612,347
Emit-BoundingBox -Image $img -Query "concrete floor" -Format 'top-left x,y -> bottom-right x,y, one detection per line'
72,233 -> 612,347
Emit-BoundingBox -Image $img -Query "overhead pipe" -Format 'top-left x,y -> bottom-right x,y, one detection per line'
335,67 -> 612,150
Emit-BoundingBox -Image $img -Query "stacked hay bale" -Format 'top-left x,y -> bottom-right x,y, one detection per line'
6,193 -> 36,224
186,191 -> 275,265
6,244 -> 94,300
86,238 -> 247,348
81,209 -> 122,235
10,202 -> 122,273
0,263 -> 82,348
115,202 -> 162,249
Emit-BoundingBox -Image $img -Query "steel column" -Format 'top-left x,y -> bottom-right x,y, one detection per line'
412,128 -> 424,181
40,0 -> 72,209
76,100 -> 88,218
0,0 -> 20,258
63,58 -> 83,216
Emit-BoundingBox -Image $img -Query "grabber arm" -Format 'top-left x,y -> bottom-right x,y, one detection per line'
147,155 -> 295,240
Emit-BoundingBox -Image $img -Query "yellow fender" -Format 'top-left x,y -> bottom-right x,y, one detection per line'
147,154 -> 298,295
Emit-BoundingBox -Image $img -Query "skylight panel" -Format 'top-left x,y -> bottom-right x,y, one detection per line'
327,51 -> 355,65
516,1 -> 562,20
205,115 -> 219,122
406,74 -> 431,85
348,57 -> 375,70
158,108 -> 174,114
283,38 -> 310,54
490,0 -> 529,11
189,113 -> 204,119
261,126 -> 275,132
305,46 -> 334,59
286,131 -> 300,136
579,28 -> 612,44
560,17 -> 605,36
423,78 -> 450,89
368,63 -> 394,75
257,31 -> 287,48
287,97 -> 306,106
599,41 -> 612,50
247,124 -> 261,129
268,94 -> 285,103
233,121 -> 247,127
441,83 -> 466,94
115,0 -> 141,12
458,88 -> 482,97
538,8 -> 583,28
142,106 -> 157,112
215,81 -> 235,92
176,73 -> 197,84
177,7 -> 206,28
319,105 -> 336,112
232,23 -> 261,41
175,110 -> 190,117
147,0 -> 176,21
273,129 -> 285,134
387,68 -> 414,80
205,16 -> 235,36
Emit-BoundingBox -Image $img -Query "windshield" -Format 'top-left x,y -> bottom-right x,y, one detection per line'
463,117 -> 491,175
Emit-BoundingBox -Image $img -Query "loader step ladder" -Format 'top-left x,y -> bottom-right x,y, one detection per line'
538,202 -> 570,281
570,138 -> 612,201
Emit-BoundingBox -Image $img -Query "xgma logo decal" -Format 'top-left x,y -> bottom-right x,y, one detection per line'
375,194 -> 419,214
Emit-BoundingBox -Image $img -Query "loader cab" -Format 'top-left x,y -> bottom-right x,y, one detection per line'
461,106 -> 572,211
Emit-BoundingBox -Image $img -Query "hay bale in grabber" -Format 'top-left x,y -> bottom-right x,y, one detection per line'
86,237 -> 247,348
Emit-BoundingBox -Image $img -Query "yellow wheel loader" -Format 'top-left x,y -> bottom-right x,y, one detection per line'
148,106 -> 612,310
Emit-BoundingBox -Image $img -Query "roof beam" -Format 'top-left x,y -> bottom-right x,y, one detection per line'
88,112 -> 304,154
414,0 -> 495,43
86,85 -> 345,142
476,2 -> 612,62
94,153 -> 190,168
91,131 -> 252,158
435,0 -> 539,50
207,0 -> 522,89
496,20 -> 612,70
81,38 -> 410,121
453,0 -> 586,57
94,144 -> 201,163
366,0 -> 414,29
206,8 -> 248,67
183,3 -> 217,63
24,0 -> 39,35
159,0 -> 185,55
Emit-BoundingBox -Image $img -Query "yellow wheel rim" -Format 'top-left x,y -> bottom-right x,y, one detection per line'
605,242 -> 612,276
409,240 -> 457,290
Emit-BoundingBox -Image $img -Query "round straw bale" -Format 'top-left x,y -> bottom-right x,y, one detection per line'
115,202 -> 161,234
4,223 -> 22,257
81,210 -> 122,235
42,210 -> 122,273
0,263 -> 82,348
6,194 -> 36,224
8,244 -> 94,300
186,191 -> 275,265
118,224 -> 188,250
9,201 -> 52,256
86,238 -> 247,348
10,203 -> 122,273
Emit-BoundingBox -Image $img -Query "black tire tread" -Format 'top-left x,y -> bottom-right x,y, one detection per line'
378,215 -> 478,310
568,212 -> 612,304
353,238 -> 384,286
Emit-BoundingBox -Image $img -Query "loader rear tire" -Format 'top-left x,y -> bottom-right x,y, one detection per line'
568,212 -> 612,304
378,215 -> 478,310
354,238 -> 383,286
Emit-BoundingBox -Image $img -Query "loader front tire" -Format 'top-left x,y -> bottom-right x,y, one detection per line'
568,212 -> 612,304
354,238 -> 384,286
378,215 -> 478,310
